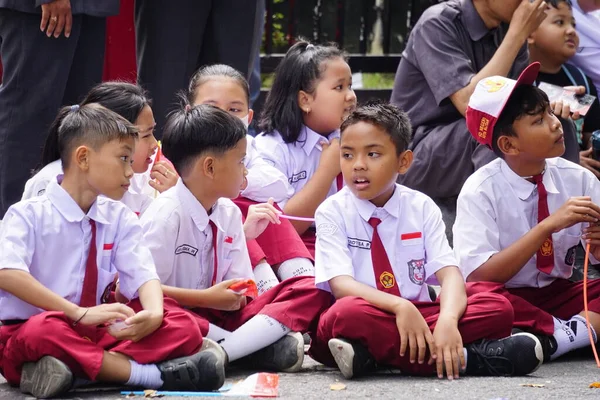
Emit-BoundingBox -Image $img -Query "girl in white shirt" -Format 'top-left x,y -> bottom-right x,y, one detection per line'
254,40 -> 357,256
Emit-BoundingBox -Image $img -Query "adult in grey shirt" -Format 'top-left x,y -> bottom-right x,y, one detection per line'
0,0 -> 119,218
391,0 -> 580,200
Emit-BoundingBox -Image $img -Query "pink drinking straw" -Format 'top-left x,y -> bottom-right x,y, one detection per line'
278,214 -> 315,222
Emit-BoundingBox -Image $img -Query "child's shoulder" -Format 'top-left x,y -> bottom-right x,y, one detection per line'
23,160 -> 64,199
547,157 -> 597,183
255,130 -> 286,147
461,159 -> 504,194
214,198 -> 243,218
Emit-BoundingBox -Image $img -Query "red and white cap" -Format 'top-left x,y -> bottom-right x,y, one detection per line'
465,62 -> 541,148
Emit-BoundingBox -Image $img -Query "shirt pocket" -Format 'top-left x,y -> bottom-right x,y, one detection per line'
99,243 -> 116,272
559,232 -> 583,267
399,240 -> 426,287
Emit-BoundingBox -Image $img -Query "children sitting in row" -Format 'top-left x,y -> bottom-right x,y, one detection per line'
454,62 -> 600,362
184,65 -> 315,294
255,41 -> 357,256
309,101 -> 543,380
22,82 -> 178,216
140,105 -> 333,373
0,104 -> 224,399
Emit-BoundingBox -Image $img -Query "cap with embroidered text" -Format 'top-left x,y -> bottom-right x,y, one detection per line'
465,62 -> 541,148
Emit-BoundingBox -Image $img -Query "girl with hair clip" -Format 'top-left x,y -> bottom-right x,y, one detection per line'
22,82 -> 178,216
186,64 -> 314,294
255,40 -> 357,256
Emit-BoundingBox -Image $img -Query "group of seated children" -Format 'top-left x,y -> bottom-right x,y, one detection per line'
0,39 -> 599,399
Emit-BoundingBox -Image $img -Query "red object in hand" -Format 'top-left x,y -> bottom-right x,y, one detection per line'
153,145 -> 162,166
229,279 -> 258,298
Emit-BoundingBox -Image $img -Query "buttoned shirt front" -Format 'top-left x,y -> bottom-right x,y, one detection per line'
454,158 -> 600,288
314,184 -> 457,301
141,179 -> 253,289
0,180 -> 158,320
255,126 -> 340,208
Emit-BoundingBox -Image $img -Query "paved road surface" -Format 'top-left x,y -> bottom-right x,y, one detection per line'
2,354 -> 600,400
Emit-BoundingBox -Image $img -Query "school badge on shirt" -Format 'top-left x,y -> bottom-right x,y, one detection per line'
379,271 -> 395,289
540,238 -> 553,256
407,259 -> 425,285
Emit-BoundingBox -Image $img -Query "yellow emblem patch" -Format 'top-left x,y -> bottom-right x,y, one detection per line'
481,78 -> 507,93
540,238 -> 553,257
380,271 -> 395,289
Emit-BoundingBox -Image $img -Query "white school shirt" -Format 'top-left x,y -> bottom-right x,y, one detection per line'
255,126 -> 340,208
241,134 -> 293,203
0,180 -> 159,320
314,184 -> 457,302
140,179 -> 254,289
453,158 -> 600,289
21,160 -> 154,216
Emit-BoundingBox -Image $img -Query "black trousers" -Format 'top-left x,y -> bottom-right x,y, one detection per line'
0,9 -> 106,217
134,0 -> 260,136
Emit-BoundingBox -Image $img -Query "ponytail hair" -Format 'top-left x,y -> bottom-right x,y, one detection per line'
258,40 -> 346,143
35,81 -> 151,173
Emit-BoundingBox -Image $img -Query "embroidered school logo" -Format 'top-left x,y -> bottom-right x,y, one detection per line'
175,244 -> 199,257
379,271 -> 395,289
289,171 -> 307,184
317,223 -> 338,236
407,258 -> 425,285
347,237 -> 371,250
481,77 -> 507,93
478,117 -> 490,140
540,238 -> 553,257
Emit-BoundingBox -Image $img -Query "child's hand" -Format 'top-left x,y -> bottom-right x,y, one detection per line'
109,310 -> 164,342
394,301 -> 436,365
550,101 -> 580,121
72,303 -> 135,326
545,196 -> 600,232
431,316 -> 465,380
508,0 -> 547,40
584,224 -> 600,260
319,138 -> 342,179
243,198 -> 281,240
149,161 -> 179,193
580,148 -> 600,179
205,279 -> 247,311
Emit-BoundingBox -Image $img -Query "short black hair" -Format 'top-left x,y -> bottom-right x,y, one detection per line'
258,40 -> 347,143
491,85 -> 550,158
187,64 -> 250,105
341,101 -> 412,155
59,103 -> 138,169
547,0 -> 572,9
162,104 -> 247,176
38,82 -> 151,171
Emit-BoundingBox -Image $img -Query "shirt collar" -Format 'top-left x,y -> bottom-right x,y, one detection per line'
175,178 -> 225,233
350,184 -> 401,222
500,160 -> 560,200
45,180 -> 110,225
460,0 -> 491,41
297,125 -> 340,156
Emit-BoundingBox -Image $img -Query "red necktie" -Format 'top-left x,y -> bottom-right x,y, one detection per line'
209,220 -> 219,286
80,219 -> 98,307
533,174 -> 554,274
336,173 -> 344,191
368,218 -> 401,296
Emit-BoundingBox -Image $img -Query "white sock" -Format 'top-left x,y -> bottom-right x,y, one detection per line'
253,261 -> 280,295
551,315 -> 597,360
125,360 -> 163,388
276,257 -> 314,281
553,316 -> 565,331
220,314 -> 290,362
461,348 -> 468,373
207,323 -> 232,344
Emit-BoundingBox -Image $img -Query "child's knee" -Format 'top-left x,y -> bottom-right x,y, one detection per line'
469,292 -> 514,323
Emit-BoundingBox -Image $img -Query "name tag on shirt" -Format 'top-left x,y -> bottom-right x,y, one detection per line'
401,232 -> 423,246
289,171 -> 307,183
348,237 -> 371,250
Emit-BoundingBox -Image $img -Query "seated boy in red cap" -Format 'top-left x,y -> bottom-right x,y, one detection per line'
454,62 -> 600,363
